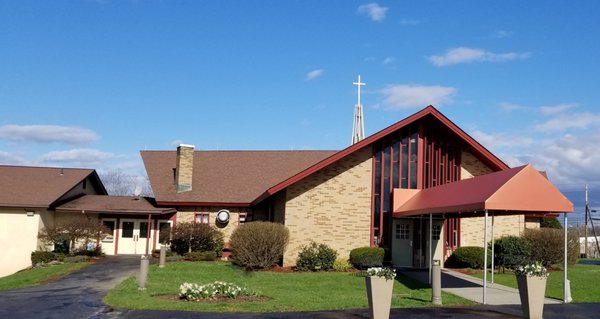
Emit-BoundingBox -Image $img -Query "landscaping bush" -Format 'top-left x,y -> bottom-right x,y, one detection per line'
333,258 -> 352,272
169,222 -> 224,256
184,251 -> 218,261
524,228 -> 579,267
73,246 -> 104,257
540,217 -> 562,229
31,251 -> 64,266
492,236 -> 532,271
296,241 -> 337,271
229,221 -> 289,269
64,255 -> 90,263
152,249 -> 175,258
349,247 -> 384,269
445,246 -> 491,269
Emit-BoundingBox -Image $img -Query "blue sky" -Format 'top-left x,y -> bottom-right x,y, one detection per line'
1,1 -> 599,223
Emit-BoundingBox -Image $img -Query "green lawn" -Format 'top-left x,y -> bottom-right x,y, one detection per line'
470,260 -> 600,302
104,261 -> 473,312
0,262 -> 91,291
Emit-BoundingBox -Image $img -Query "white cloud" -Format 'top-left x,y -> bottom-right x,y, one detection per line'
492,30 -> 513,38
380,84 -> 456,110
498,102 -> 526,112
0,125 -> 99,144
382,57 -> 395,65
428,47 -> 530,67
534,112 -> 600,132
0,151 -> 27,165
471,130 -> 534,150
517,131 -> 600,187
40,148 -> 113,166
539,103 -> 578,116
305,69 -> 324,81
358,3 -> 388,22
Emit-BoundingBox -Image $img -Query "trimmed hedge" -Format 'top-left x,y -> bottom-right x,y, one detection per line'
349,247 -> 384,269
296,242 -> 337,271
445,246 -> 491,269
31,251 -> 64,266
229,221 -> 289,269
492,236 -> 532,271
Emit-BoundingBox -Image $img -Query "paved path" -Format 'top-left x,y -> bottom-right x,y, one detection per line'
400,268 -> 562,305
0,256 -> 140,319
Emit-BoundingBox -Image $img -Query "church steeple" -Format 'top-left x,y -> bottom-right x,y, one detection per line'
352,75 -> 366,144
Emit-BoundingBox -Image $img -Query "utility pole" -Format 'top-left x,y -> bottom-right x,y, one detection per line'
585,184 -> 589,258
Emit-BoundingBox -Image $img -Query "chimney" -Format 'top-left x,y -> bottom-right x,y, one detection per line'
175,144 -> 195,193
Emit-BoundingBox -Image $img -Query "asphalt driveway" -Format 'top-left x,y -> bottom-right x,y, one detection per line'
0,256 -> 140,319
1,257 -> 599,318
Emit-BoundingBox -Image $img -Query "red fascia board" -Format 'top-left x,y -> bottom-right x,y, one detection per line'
156,201 -> 251,207
254,105 -> 508,205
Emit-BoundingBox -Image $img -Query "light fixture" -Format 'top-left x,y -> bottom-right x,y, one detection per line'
216,209 -> 230,224
26,211 -> 35,217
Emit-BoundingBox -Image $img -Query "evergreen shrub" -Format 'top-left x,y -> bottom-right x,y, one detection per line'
492,236 -> 532,271
296,241 -> 337,271
445,246 -> 491,269
349,247 -> 384,269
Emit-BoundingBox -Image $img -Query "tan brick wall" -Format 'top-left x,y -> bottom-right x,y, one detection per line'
461,150 -> 494,179
460,215 -> 525,246
283,146 -> 372,266
175,206 -> 247,243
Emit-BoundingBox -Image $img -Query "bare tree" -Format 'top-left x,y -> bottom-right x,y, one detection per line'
38,218 -> 110,254
99,169 -> 153,196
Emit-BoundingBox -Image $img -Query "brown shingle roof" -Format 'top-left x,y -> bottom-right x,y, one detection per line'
56,195 -> 175,215
0,165 -> 104,208
141,150 -> 337,205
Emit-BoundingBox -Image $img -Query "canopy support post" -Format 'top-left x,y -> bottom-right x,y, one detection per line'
483,209 -> 488,305
564,212 -> 572,303
491,212 -> 495,284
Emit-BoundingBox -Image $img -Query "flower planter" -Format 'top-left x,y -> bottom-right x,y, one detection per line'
365,276 -> 394,319
516,275 -> 547,319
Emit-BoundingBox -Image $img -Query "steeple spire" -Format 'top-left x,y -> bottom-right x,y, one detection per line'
352,75 -> 366,144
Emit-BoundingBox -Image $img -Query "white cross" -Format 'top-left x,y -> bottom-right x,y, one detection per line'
353,75 -> 366,106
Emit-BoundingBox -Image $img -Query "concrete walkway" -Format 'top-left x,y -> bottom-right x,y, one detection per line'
399,268 -> 562,305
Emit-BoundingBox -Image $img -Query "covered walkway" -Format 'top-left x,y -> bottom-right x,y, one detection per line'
399,268 -> 561,306
393,164 -> 575,304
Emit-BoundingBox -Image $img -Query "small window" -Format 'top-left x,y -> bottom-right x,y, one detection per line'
239,213 -> 253,224
395,223 -> 409,239
432,225 -> 441,241
195,213 -> 209,224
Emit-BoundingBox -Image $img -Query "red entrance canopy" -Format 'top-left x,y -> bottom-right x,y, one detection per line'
393,164 -> 574,217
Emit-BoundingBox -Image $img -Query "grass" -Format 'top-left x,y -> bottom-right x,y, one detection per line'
0,262 -> 91,291
104,261 -> 473,312
469,259 -> 600,302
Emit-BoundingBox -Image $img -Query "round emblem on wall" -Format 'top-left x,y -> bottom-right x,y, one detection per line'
216,209 -> 230,224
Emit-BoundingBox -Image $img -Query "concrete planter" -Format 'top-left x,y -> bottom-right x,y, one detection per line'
365,276 -> 394,319
516,275 -> 547,319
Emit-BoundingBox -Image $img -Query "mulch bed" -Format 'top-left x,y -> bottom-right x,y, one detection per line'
155,294 -> 272,303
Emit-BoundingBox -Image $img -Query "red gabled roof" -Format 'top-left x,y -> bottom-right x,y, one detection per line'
253,105 -> 509,204
393,164 -> 574,216
0,165 -> 107,209
141,150 -> 336,205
